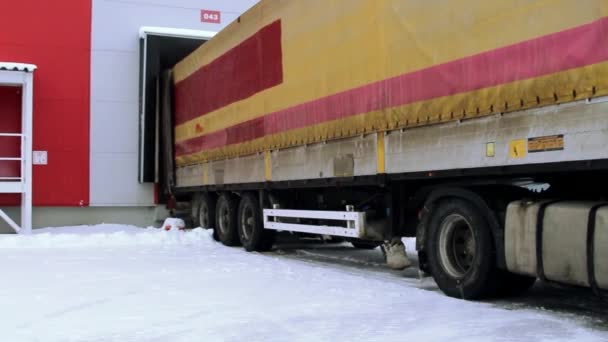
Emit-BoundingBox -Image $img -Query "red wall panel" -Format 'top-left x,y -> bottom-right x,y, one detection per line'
0,1 -> 91,206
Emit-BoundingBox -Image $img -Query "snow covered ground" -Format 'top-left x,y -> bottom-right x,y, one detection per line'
0,225 -> 606,342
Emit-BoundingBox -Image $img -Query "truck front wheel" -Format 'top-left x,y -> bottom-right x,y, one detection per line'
238,193 -> 275,252
425,199 -> 496,299
215,193 -> 241,246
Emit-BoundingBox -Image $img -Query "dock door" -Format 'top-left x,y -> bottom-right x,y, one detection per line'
137,27 -> 215,203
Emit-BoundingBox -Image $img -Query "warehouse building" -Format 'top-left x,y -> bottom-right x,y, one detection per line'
0,0 -> 258,232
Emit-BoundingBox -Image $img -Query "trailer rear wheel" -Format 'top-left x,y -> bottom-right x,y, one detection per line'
215,193 -> 241,246
190,195 -> 201,228
198,193 -> 216,230
426,199 -> 496,299
238,193 -> 275,252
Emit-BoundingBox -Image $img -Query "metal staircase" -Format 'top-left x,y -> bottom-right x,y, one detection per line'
0,62 -> 36,233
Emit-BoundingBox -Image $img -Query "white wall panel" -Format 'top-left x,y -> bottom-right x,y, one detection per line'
90,100 -> 139,154
91,51 -> 139,102
91,153 -> 155,206
90,0 -> 258,206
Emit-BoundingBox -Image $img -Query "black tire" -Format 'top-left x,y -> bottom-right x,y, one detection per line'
495,270 -> 536,298
212,228 -> 220,242
351,241 -> 381,249
238,193 -> 275,252
190,195 -> 202,228
425,199 -> 497,299
198,193 -> 216,230
215,193 -> 241,246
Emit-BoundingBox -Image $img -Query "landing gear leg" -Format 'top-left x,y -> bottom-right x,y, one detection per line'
381,237 -> 412,270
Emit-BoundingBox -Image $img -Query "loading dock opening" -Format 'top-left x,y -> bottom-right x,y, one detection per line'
138,27 -> 216,186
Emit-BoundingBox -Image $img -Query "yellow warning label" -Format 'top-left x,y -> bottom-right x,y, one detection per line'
528,135 -> 564,153
509,139 -> 527,159
485,142 -> 495,158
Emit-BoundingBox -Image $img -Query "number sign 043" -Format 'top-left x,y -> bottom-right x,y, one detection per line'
201,10 -> 221,24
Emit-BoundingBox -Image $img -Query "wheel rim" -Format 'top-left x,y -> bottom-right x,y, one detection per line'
240,204 -> 255,241
438,214 -> 476,279
199,203 -> 209,228
218,205 -> 229,235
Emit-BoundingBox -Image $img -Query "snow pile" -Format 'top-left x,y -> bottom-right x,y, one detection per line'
161,217 -> 186,231
0,224 -> 213,249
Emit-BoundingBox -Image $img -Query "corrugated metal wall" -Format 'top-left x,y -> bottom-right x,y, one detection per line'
0,0 -> 92,206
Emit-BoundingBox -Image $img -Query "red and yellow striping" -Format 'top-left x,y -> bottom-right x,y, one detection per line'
173,0 -> 608,166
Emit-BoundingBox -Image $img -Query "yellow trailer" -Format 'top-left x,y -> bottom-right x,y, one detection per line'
173,0 -> 608,165
164,0 -> 608,300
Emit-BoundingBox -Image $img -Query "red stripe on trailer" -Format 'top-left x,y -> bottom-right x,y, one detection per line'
174,20 -> 284,125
